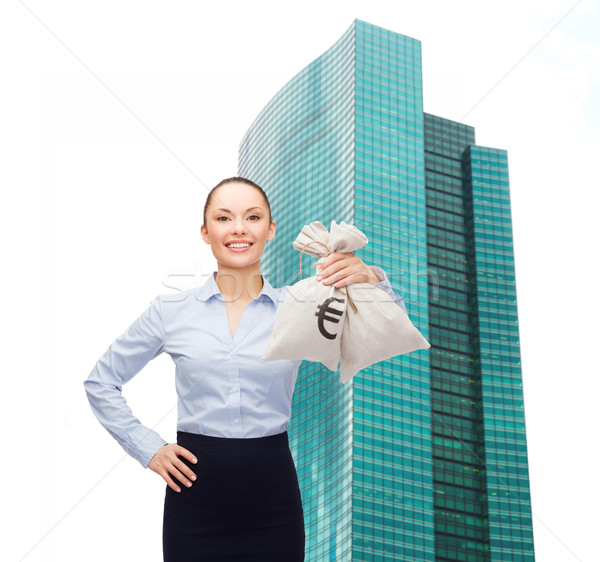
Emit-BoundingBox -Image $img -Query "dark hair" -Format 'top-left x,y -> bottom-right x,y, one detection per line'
202,176 -> 272,227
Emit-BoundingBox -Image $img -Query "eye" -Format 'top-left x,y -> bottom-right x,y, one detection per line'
248,215 -> 261,221
217,216 -> 230,221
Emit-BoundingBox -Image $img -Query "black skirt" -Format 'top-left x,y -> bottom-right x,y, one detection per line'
162,430 -> 305,561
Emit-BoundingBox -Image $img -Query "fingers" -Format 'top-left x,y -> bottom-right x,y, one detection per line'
321,266 -> 350,286
173,446 -> 198,483
319,252 -> 353,271
317,253 -> 359,284
319,262 -> 370,288
169,465 -> 194,490
174,456 -> 197,484
316,255 -> 342,282
148,444 -> 198,493
164,473 -> 182,493
166,447 -> 197,491
176,445 -> 198,466
327,271 -> 367,289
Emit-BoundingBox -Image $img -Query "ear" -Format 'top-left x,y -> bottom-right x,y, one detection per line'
200,224 -> 211,245
266,220 -> 276,241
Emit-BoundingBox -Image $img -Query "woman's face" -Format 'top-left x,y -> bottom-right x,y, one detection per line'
200,182 -> 276,270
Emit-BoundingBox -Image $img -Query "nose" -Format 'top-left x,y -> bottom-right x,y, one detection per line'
231,215 -> 247,234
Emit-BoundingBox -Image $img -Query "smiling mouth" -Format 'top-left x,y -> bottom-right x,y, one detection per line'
226,243 -> 253,248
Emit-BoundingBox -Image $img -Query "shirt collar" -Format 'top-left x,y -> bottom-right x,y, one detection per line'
196,271 -> 278,304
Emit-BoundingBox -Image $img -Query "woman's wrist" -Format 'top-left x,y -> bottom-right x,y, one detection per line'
367,265 -> 383,284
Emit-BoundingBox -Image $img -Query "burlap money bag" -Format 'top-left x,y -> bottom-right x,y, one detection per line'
338,284 -> 431,383
262,220 -> 431,381
263,277 -> 348,369
262,221 -> 367,370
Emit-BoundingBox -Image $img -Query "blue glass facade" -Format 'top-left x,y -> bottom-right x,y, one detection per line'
239,20 -> 534,562
353,21 -> 434,561
463,145 -> 535,560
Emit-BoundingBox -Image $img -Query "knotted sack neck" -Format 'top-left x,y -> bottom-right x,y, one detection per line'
298,240 -> 357,314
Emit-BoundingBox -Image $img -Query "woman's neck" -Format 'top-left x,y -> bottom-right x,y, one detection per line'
215,265 -> 264,303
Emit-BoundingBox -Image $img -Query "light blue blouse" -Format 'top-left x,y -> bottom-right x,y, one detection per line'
84,266 -> 407,468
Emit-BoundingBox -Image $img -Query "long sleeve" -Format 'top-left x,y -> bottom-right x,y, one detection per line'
84,295 -> 168,469
369,265 -> 408,315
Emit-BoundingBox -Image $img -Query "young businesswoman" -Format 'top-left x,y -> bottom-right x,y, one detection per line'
84,177 -> 406,561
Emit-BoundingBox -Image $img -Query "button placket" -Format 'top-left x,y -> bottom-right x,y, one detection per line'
228,346 -> 242,436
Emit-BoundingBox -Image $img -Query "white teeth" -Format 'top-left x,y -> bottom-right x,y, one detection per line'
227,243 -> 251,248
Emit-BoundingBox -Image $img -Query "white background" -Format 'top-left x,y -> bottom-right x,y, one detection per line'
2,1 -> 598,560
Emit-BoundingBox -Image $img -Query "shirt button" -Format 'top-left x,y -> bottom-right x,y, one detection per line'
232,386 -> 238,392
234,418 -> 239,424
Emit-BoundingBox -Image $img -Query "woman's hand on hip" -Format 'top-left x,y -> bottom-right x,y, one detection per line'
148,444 -> 198,492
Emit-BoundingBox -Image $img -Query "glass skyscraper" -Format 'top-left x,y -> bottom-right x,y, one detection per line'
239,20 -> 534,562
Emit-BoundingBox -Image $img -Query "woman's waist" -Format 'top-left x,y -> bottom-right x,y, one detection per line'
176,429 -> 289,456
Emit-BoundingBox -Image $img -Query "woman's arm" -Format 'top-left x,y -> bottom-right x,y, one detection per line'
83,295 -> 168,468
366,264 -> 408,314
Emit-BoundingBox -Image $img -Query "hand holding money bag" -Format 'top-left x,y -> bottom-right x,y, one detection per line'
262,221 -> 430,382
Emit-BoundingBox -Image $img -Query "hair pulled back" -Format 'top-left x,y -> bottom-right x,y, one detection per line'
202,177 -> 272,227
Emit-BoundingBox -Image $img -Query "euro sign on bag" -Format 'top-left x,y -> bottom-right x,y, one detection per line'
262,220 -> 431,382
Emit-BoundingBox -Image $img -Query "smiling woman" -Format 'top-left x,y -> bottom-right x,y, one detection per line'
84,176 -> 408,561
199,177 -> 276,303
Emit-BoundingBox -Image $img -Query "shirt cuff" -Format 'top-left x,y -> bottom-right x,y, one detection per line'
129,426 -> 169,469
370,265 -> 392,288
369,265 -> 408,315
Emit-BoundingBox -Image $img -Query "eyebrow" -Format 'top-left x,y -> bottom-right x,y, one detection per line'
214,207 -> 263,213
